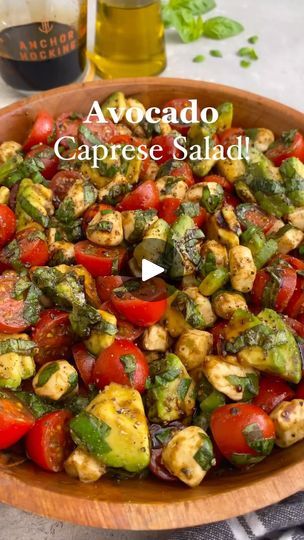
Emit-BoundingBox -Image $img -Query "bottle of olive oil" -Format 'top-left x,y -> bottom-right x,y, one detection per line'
91,0 -> 166,78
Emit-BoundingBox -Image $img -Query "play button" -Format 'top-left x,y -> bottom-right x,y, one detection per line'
142,259 -> 165,282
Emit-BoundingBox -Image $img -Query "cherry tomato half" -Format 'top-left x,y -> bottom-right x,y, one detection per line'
101,300 -> 144,341
26,410 -> 72,472
111,277 -> 167,327
162,98 -> 200,136
93,339 -> 149,393
157,160 -> 194,187
0,391 -> 35,449
158,197 -> 207,228
78,120 -> 117,146
72,343 -> 95,387
151,134 -> 183,165
117,180 -> 160,211
202,174 -> 233,192
50,170 -> 81,208
211,403 -> 275,466
252,375 -> 294,414
56,112 -> 84,146
0,273 -> 30,333
23,111 -> 55,152
82,203 -> 113,234
32,309 -> 75,365
74,241 -> 127,277
218,128 -> 245,155
25,144 -> 58,180
266,130 -> 304,166
0,204 -> 16,248
0,226 -> 49,272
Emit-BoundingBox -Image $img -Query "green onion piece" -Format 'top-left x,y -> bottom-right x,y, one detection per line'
199,267 -> 229,296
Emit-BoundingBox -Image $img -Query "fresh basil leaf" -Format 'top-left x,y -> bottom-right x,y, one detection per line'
120,354 -> 137,383
172,291 -> 206,329
37,362 -> 60,388
242,423 -> 274,455
14,391 -> 59,418
0,339 -> 36,356
230,452 -> 265,466
204,16 -> 244,40
177,378 -> 192,400
155,428 -> 174,446
226,373 -> 259,401
169,9 -> 204,43
23,284 -> 42,325
194,435 -> 215,471
70,411 -> 112,457
177,202 -> 200,218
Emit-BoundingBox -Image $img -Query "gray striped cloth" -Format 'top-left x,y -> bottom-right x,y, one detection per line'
172,493 -> 304,540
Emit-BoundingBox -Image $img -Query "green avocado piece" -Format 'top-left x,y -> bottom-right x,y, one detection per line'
237,309 -> 301,383
146,353 -> 196,423
216,102 -> 233,132
133,218 -> 169,266
71,383 -> 150,473
280,157 -> 304,206
101,91 -> 127,120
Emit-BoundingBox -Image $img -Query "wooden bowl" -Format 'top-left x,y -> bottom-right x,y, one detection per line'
0,78 -> 304,530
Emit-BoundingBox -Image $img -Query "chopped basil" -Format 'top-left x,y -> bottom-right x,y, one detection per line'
210,49 -> 222,58
248,35 -> 258,44
177,202 -> 200,218
79,124 -> 103,146
56,197 -> 76,224
70,411 -> 112,458
83,182 -> 97,206
3,239 -> 21,270
193,54 -> 205,63
172,291 -> 206,329
242,423 -> 274,455
237,47 -> 258,60
18,196 -> 49,227
194,435 -> 215,471
154,368 -> 181,386
240,60 -> 251,68
155,428 -> 174,446
226,373 -> 259,401
14,391 -> 59,418
0,339 -> 36,356
177,378 -> 192,400
230,452 -> 265,466
102,183 -> 130,205
37,362 -> 60,388
23,284 -> 42,325
88,220 -> 113,233
120,354 -> 137,383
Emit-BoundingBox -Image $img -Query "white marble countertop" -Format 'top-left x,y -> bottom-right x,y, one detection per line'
0,0 -> 304,538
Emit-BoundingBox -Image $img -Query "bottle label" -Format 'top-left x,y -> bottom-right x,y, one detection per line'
0,21 -> 79,62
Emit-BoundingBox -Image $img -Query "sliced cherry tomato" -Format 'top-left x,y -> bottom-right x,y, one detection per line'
109,134 -> 145,148
23,111 -> 55,152
211,403 -> 275,466
55,112 -> 84,146
0,390 -> 35,449
224,193 -> 239,208
0,227 -> 49,272
117,180 -> 160,211
162,98 -> 200,136
26,410 -> 72,472
210,321 -> 227,355
25,144 -> 58,180
158,197 -> 181,225
218,127 -> 245,155
96,275 -> 126,302
252,375 -> 294,414
151,134 -> 183,165
202,174 -> 233,192
158,197 -> 207,228
237,204 -> 277,234
274,266 -> 297,312
266,130 -> 304,166
251,270 -> 270,306
78,120 -> 117,146
284,316 -> 304,339
72,343 -> 95,387
139,155 -> 157,181
74,240 -> 127,277
285,275 -> 304,318
295,380 -> 304,399
111,277 -> 167,327
0,204 -> 16,248
32,309 -> 75,365
157,160 -> 194,186
281,255 -> 304,271
0,273 -> 30,333
50,170 -> 81,208
82,203 -> 113,234
101,300 -> 144,341
93,339 -> 149,393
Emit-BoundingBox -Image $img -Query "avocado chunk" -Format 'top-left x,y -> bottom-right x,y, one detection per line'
101,91 -> 127,120
165,215 -> 204,279
133,218 -> 169,267
70,383 -> 150,473
146,353 -> 196,423
216,102 -> 233,132
280,157 -> 304,207
0,334 -> 36,389
225,309 -> 301,383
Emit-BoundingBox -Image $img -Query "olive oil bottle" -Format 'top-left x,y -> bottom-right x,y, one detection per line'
91,0 -> 166,78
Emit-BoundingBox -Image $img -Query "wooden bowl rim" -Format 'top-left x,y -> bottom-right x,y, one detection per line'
0,77 -> 303,530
